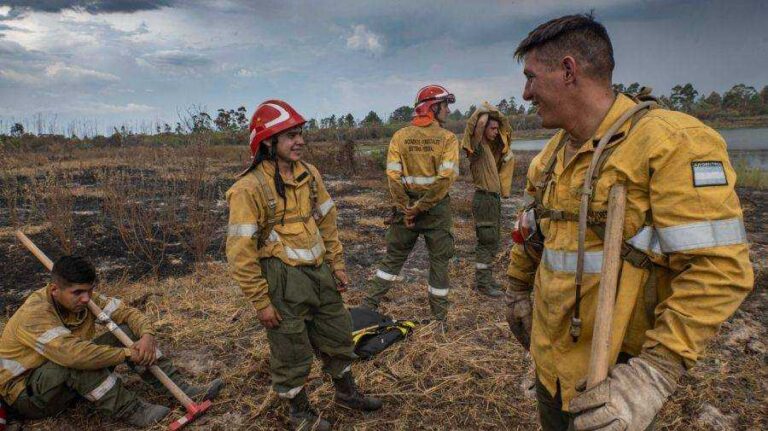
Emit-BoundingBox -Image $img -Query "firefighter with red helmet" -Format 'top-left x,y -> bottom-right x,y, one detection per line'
225,100 -> 381,431
362,85 -> 460,331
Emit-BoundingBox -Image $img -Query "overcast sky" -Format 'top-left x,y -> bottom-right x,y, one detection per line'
0,0 -> 766,134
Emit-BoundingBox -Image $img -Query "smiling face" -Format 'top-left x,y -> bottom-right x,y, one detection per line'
271,126 -> 305,162
522,51 -> 569,129
51,280 -> 94,313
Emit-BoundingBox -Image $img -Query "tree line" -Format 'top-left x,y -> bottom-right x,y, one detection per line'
3,82 -> 767,142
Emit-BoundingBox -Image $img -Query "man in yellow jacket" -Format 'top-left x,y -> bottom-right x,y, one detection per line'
362,85 -> 460,328
0,256 -> 222,428
461,103 -> 515,297
226,100 -> 381,431
506,14 -> 753,431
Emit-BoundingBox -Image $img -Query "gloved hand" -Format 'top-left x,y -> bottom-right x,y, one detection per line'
569,349 -> 685,431
505,282 -> 532,350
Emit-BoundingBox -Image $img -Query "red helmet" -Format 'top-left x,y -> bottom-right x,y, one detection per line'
414,84 -> 455,116
249,100 -> 306,156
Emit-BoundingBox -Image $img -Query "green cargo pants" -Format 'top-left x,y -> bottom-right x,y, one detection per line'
472,190 -> 501,289
261,258 -> 356,398
11,325 -> 183,420
363,196 -> 454,320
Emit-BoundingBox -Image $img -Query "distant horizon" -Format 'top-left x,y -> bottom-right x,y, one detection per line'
1,0 -> 766,133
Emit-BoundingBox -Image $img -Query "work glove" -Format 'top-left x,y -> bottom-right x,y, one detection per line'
569,348 -> 685,431
505,279 -> 532,350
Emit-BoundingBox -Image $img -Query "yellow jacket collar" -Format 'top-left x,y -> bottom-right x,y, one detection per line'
258,160 -> 311,187
589,93 -> 637,146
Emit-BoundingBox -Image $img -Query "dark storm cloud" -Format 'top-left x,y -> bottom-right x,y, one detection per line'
0,0 -> 172,14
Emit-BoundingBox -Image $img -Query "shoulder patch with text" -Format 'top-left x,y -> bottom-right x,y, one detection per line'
691,161 -> 727,187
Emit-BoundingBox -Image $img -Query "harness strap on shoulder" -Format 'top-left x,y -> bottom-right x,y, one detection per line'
253,167 -> 277,247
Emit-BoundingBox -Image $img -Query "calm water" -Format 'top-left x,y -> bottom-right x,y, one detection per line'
513,127 -> 768,168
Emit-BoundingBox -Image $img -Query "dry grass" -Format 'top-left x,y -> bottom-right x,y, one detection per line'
0,145 -> 765,430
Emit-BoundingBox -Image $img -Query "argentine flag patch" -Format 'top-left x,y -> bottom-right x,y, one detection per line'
692,161 -> 727,187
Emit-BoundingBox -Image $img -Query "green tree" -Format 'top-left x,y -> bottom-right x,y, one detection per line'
361,111 -> 383,125
10,122 -> 24,137
448,109 -> 464,121
670,83 -> 699,112
464,105 -> 477,118
723,84 -> 758,114
389,106 -> 414,123
305,118 -> 318,130
343,113 -> 355,128
496,99 -> 510,115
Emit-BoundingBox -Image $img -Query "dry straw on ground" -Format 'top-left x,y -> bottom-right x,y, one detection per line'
0,141 -> 765,430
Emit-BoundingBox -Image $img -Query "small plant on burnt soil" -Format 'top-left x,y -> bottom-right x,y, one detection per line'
175,134 -> 226,264
99,168 -> 180,275
31,168 -> 76,254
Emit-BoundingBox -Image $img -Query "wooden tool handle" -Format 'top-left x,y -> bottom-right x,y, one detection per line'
14,230 -> 195,408
586,183 -> 627,389
15,231 -> 54,271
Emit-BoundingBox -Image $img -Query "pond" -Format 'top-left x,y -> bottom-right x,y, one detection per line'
512,127 -> 768,168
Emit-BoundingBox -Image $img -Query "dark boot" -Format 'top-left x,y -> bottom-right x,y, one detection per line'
333,372 -> 382,411
476,269 -> 504,298
179,378 -> 225,401
288,389 -> 331,431
121,399 -> 170,428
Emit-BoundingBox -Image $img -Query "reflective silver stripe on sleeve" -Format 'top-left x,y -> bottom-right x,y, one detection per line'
267,230 -> 280,242
278,385 -> 304,399
283,241 -> 325,263
227,223 -> 259,237
439,161 -> 458,174
427,285 -> 449,297
503,151 -> 514,162
656,218 -> 747,253
375,269 -> 402,281
0,358 -> 27,377
475,262 -> 490,269
626,226 -> 663,255
387,162 -> 402,172
100,298 -> 122,321
543,248 -> 603,274
84,373 -> 118,402
155,348 -> 163,359
317,198 -> 334,217
402,176 -> 437,185
34,326 -> 72,354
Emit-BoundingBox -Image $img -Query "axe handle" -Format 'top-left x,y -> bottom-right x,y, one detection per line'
14,230 -> 195,409
586,183 -> 627,389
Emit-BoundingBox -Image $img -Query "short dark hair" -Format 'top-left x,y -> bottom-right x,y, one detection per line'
52,255 -> 97,286
514,13 -> 614,81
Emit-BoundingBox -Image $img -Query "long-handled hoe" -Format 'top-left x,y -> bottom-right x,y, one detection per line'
14,230 -> 212,430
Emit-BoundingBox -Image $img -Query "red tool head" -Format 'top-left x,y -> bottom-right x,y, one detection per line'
168,400 -> 212,431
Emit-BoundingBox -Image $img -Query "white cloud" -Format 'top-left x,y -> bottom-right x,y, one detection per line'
72,102 -> 157,114
0,68 -> 40,85
346,24 -> 383,54
235,68 -> 254,77
45,62 -> 120,82
0,6 -> 11,17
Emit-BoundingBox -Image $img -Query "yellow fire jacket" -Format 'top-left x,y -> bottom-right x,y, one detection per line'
461,103 -> 515,197
386,120 -> 460,212
226,160 -> 344,311
506,94 -> 753,408
0,285 -> 154,404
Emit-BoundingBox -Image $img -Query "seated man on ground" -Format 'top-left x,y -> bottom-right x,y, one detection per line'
0,255 -> 223,428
